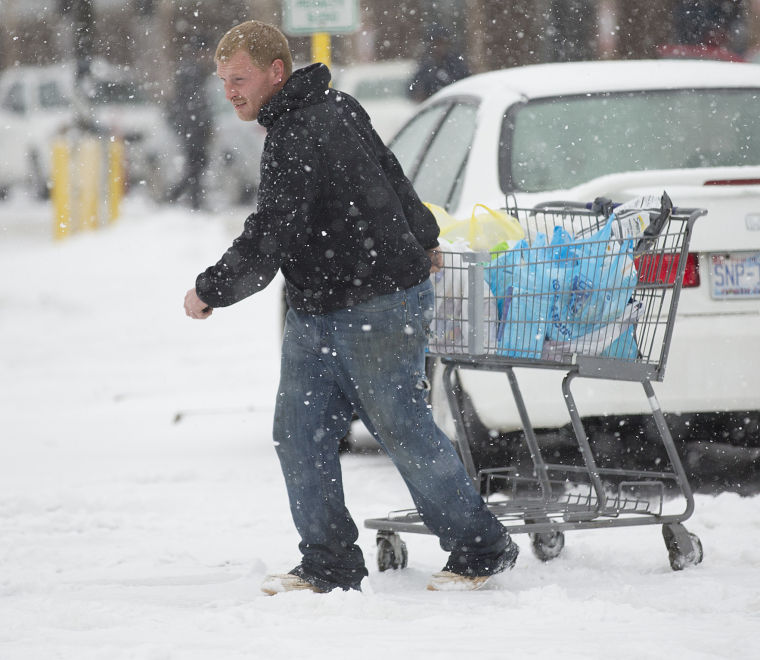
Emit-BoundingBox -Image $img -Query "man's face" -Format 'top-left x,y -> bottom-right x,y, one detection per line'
216,50 -> 281,122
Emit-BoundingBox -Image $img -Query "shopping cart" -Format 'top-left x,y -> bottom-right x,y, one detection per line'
364,196 -> 707,572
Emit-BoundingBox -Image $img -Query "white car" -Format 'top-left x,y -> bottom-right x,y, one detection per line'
332,59 -> 418,141
389,59 -> 760,467
0,60 -> 180,199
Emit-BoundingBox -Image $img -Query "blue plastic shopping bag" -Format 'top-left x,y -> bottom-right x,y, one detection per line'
487,233 -> 557,359
548,212 -> 638,342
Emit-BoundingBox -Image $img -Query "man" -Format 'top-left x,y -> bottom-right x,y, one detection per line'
184,20 -> 518,593
408,26 -> 470,102
166,31 -> 214,210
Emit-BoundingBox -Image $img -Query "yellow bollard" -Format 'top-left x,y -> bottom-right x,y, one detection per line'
107,138 -> 124,223
52,134 -> 123,238
78,137 -> 101,231
311,32 -> 331,69
52,138 -> 71,240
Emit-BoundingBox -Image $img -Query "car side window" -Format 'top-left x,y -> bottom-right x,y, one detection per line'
389,103 -> 449,178
39,81 -> 70,109
2,81 -> 26,114
410,102 -> 478,210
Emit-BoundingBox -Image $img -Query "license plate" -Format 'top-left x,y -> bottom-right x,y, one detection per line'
709,252 -> 760,299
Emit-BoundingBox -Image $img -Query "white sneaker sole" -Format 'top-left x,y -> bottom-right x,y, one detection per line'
261,573 -> 324,595
426,571 -> 491,592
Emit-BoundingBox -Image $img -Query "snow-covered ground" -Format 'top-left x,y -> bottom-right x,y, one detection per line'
1,195 -> 758,660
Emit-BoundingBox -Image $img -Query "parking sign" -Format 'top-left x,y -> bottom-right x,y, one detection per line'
283,0 -> 360,35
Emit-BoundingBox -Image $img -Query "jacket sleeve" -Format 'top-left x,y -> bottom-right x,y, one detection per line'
195,128 -> 319,308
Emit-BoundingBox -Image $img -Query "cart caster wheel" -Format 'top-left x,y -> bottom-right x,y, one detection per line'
662,523 -> 704,571
529,530 -> 565,562
376,531 -> 408,571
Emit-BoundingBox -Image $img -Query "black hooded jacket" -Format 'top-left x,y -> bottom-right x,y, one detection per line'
195,63 -> 440,314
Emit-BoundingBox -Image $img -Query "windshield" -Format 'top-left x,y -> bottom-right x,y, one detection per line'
509,89 -> 760,192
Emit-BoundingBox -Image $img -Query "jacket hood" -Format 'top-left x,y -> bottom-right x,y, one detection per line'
258,63 -> 332,128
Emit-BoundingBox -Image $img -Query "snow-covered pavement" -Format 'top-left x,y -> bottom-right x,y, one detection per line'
1,196 -> 758,659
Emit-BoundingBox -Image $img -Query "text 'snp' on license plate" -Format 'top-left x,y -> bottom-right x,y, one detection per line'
709,252 -> 760,299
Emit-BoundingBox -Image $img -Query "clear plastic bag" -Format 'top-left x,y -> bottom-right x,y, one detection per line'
428,238 -> 499,354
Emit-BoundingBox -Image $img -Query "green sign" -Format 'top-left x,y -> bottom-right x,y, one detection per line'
283,0 -> 360,35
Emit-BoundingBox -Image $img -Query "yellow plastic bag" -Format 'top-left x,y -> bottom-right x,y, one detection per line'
423,202 -> 459,234
431,203 -> 525,250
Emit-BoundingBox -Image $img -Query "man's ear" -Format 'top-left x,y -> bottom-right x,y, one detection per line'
272,58 -> 285,84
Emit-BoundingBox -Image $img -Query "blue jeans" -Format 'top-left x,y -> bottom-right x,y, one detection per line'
273,279 -> 511,591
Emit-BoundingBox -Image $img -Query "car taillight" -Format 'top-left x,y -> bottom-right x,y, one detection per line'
636,252 -> 700,288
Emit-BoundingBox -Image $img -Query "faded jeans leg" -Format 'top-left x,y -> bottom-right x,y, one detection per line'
325,281 -> 513,576
272,308 -> 368,591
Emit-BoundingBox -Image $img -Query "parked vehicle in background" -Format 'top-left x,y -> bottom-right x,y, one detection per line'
332,59 -> 418,141
204,74 -> 267,208
0,59 -> 180,200
389,59 -> 760,473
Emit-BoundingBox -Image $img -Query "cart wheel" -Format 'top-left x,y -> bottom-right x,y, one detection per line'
529,530 -> 565,562
376,531 -> 408,571
662,523 -> 704,571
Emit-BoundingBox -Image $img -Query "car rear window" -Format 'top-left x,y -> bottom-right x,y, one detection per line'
509,89 -> 760,192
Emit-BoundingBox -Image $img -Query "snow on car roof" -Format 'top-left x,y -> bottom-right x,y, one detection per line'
434,58 -> 760,102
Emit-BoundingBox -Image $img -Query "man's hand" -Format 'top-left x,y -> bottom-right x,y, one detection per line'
184,288 -> 213,319
427,248 -> 443,273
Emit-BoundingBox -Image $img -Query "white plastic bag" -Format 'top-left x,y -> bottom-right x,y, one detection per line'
428,238 -> 499,355
542,299 -> 643,362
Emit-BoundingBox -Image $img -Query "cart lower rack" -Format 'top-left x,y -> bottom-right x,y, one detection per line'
364,198 -> 706,572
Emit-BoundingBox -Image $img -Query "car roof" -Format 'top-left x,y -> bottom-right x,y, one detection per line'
332,59 -> 416,88
0,59 -> 135,85
433,58 -> 760,102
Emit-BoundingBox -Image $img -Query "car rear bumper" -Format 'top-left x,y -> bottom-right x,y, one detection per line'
446,311 -> 760,433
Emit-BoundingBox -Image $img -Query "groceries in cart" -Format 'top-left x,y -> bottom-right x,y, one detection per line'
368,199 -> 706,575
426,202 -> 526,250
428,238 -> 500,354
427,202 -> 525,354
428,194 -> 674,361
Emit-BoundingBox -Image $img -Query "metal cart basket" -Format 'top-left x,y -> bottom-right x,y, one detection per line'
365,198 -> 707,572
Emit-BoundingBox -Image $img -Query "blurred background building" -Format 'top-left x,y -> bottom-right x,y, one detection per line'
2,1 -> 759,85
1,0 -> 758,206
